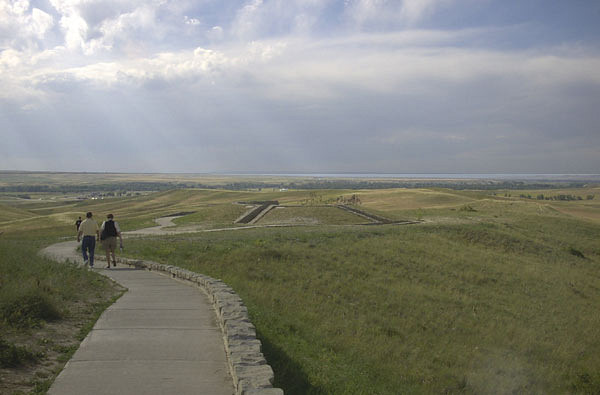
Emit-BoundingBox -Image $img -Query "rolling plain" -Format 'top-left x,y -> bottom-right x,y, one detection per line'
1,173 -> 599,394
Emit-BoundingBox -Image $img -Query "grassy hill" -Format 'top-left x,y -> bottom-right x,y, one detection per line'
1,185 -> 599,393
121,192 -> 600,394
0,202 -> 38,223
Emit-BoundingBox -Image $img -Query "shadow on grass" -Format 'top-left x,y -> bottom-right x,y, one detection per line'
258,331 -> 325,395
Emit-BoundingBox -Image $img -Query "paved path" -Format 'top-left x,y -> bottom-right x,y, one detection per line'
42,241 -> 234,395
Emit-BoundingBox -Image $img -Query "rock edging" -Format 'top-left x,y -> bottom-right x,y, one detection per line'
116,257 -> 283,395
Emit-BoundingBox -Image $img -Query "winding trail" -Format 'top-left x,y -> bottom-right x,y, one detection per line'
42,211 -> 420,393
41,241 -> 235,395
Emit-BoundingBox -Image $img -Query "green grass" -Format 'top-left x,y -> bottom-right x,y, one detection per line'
0,202 -> 37,222
257,206 -> 367,225
0,337 -> 39,368
123,202 -> 600,394
0,234 -> 124,392
172,203 -> 248,228
0,238 -> 118,328
2,184 -> 600,394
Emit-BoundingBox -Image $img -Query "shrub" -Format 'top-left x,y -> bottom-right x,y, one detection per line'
571,372 -> 600,394
568,247 -> 585,259
0,289 -> 61,328
0,337 -> 37,367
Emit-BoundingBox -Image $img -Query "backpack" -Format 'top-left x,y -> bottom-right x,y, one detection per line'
101,220 -> 118,240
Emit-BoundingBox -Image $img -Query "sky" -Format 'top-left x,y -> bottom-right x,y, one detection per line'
1,0 -> 599,174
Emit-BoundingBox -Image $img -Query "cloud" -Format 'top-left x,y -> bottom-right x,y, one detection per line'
3,28 -> 600,124
30,8 -> 55,38
206,25 -> 224,41
1,1 -> 599,173
0,1 -> 55,49
184,16 -> 201,25
229,0 -> 335,40
399,0 -> 446,25
46,0 -> 162,54
20,31 -> 600,90
343,0 -> 453,29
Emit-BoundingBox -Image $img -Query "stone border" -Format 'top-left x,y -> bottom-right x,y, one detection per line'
114,256 -> 283,395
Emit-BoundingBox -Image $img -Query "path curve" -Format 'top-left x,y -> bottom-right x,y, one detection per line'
41,239 -> 282,395
43,211 -> 422,392
41,241 -> 234,395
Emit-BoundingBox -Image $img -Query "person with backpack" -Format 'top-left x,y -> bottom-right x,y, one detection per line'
100,213 -> 123,268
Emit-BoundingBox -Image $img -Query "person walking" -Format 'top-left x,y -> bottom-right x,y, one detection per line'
77,212 -> 99,268
75,216 -> 82,231
100,213 -> 122,268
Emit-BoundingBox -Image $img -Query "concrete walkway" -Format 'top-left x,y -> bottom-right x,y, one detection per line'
42,241 -> 234,395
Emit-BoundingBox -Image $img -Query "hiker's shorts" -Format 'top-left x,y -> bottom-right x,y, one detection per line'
102,236 -> 117,251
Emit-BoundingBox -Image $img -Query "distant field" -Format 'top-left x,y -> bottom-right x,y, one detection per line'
0,202 -> 38,222
1,182 -> 599,394
258,206 -> 367,225
495,187 -> 600,223
0,171 -> 362,191
171,203 -> 248,229
3,171 -> 597,194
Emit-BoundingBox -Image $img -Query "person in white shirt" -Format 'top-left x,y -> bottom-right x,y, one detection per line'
77,212 -> 99,267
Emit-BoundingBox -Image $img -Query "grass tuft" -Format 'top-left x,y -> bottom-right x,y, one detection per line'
568,247 -> 585,259
0,337 -> 38,368
571,372 -> 600,394
0,289 -> 61,328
